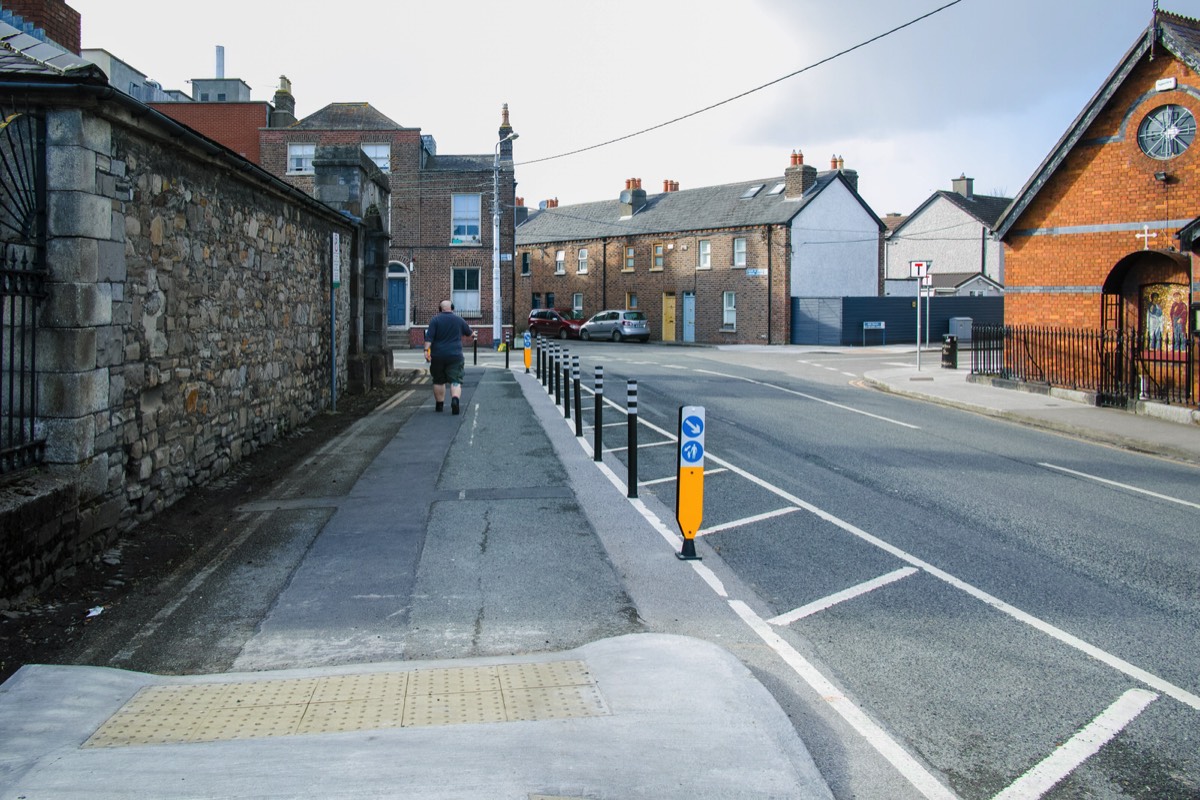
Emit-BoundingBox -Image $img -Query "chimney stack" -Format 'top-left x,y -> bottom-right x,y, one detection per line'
951,174 -> 974,198
216,45 -> 225,79
270,75 -> 297,128
662,180 -> 680,192
619,178 -> 648,215
784,149 -> 817,199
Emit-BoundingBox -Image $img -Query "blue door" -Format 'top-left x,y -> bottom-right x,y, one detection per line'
388,278 -> 407,326
683,292 -> 696,342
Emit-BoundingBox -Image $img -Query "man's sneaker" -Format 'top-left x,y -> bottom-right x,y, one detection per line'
435,401 -> 444,413
451,397 -> 460,415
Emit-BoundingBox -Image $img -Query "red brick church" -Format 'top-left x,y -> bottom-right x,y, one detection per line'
995,8 -> 1200,345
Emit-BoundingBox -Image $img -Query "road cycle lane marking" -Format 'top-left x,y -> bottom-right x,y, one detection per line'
697,507 -> 801,537
992,688 -> 1158,800
769,567 -> 920,625
1039,463 -> 1200,510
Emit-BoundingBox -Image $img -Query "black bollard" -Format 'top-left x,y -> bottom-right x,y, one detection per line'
573,356 -> 583,437
554,346 -> 562,404
562,349 -> 571,418
627,379 -> 638,498
472,331 -> 478,365
593,366 -> 604,461
505,333 -> 511,369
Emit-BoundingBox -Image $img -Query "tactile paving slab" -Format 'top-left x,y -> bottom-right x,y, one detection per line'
83,660 -> 607,748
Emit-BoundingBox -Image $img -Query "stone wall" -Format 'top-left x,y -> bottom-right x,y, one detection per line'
0,98 -> 353,604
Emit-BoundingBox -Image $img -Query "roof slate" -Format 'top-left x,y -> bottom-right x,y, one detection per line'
0,19 -> 105,80
293,102 -> 409,131
517,171 -> 877,245
936,190 -> 1013,228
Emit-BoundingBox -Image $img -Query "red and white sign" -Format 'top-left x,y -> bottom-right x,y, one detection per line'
910,260 -> 929,278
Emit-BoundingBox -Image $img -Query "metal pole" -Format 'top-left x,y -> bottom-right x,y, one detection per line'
594,366 -> 604,461
627,379 -> 638,498
473,330 -> 478,366
573,356 -> 583,437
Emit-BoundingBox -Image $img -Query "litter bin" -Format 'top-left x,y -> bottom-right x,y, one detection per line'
941,334 -> 958,369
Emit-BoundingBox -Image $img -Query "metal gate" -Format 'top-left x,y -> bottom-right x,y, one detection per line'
0,103 -> 48,474
790,297 -> 842,345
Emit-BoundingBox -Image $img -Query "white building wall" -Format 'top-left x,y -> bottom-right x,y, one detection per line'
790,182 -> 880,297
883,196 -> 1004,290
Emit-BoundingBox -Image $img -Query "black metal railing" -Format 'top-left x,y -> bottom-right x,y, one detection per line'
1,104 -> 48,474
972,324 -> 1198,407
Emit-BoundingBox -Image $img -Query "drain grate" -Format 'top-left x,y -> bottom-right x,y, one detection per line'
83,660 -> 606,748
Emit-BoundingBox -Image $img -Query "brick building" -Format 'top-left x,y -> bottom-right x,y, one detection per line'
995,9 -> 1200,341
259,103 -> 519,347
515,153 -> 883,345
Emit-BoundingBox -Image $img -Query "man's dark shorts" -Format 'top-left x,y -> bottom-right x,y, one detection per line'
430,356 -> 465,386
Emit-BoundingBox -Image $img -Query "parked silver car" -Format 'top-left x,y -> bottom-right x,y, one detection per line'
579,309 -> 650,342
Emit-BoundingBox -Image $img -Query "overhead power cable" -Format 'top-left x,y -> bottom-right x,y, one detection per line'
516,0 -> 966,168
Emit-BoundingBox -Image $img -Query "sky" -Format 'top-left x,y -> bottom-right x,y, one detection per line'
65,0 -> 1200,217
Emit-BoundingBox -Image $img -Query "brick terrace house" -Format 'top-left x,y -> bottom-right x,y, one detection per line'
260,103 -> 519,347
515,153 -> 883,345
884,175 -> 1010,297
994,9 -> 1200,342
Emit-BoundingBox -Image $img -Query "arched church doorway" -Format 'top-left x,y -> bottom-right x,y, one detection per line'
1100,249 -> 1193,403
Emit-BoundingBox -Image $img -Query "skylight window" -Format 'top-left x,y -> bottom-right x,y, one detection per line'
768,182 -> 786,195
740,184 -> 764,199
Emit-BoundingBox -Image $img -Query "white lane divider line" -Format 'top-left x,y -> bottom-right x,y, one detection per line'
1040,463 -> 1200,510
603,439 -> 675,453
769,567 -> 920,626
730,600 -> 960,800
706,447 -> 1200,712
992,689 -> 1158,800
694,368 -> 920,429
697,507 -> 801,537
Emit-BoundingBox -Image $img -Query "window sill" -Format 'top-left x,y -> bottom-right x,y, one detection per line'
450,242 -> 483,247
732,265 -> 746,270
720,326 -> 737,333
696,265 -> 711,271
620,268 -> 635,274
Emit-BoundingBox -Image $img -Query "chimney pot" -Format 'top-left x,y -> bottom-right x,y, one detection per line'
837,156 -> 845,170
831,155 -> 838,170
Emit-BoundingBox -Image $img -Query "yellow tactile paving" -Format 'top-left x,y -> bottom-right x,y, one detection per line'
83,659 -> 607,748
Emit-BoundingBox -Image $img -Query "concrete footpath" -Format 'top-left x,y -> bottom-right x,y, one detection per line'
0,363 -> 833,800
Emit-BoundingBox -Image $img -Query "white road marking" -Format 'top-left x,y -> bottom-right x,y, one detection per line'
704,449 -> 1200,712
697,507 -> 802,537
694,368 -> 919,429
641,468 -> 729,486
603,439 -> 675,453
1040,463 -> 1200,510
730,600 -> 960,800
992,689 -> 1158,800
769,567 -> 920,625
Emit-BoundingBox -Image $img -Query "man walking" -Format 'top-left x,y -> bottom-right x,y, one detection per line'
424,300 -> 472,414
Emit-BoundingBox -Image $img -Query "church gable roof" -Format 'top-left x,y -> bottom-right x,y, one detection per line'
995,10 -> 1200,239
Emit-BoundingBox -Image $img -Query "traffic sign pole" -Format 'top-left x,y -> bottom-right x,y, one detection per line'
676,405 -> 705,560
523,331 -> 532,373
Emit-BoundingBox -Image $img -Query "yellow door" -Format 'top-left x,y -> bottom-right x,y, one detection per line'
662,293 -> 676,341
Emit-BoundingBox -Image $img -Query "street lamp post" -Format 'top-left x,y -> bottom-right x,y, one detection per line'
493,132 -> 518,346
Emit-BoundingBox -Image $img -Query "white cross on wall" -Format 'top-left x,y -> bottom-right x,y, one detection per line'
1136,225 -> 1158,250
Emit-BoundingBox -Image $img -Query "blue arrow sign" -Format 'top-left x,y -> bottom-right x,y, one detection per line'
681,440 -> 704,465
523,331 -> 532,348
683,415 -> 704,437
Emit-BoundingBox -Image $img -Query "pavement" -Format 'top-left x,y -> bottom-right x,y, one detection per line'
2,343 -> 1197,799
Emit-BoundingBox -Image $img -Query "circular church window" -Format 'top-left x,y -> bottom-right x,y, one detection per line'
1137,104 -> 1196,160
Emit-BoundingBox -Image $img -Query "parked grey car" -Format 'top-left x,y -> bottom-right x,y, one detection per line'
579,309 -> 650,342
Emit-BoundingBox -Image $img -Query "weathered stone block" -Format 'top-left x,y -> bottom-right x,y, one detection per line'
39,367 -> 110,417
43,282 -> 113,327
47,236 -> 98,282
48,191 -> 113,239
41,415 -> 96,464
36,327 -> 97,371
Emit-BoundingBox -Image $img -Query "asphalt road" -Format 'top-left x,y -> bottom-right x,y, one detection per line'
524,342 -> 1200,800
